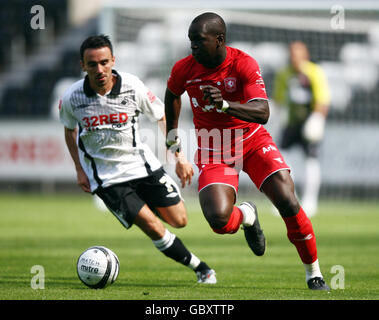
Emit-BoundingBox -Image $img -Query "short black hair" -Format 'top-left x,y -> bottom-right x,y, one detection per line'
80,34 -> 113,61
191,12 -> 226,37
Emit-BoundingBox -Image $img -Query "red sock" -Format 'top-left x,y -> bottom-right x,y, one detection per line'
213,206 -> 243,234
283,207 -> 318,264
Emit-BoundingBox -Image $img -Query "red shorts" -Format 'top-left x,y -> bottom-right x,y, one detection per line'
195,125 -> 290,193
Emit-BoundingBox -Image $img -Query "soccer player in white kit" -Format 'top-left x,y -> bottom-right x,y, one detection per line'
59,35 -> 216,284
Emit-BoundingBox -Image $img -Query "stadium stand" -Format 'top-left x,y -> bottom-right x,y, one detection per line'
1,1 -> 378,199
96,5 -> 379,200
0,0 -> 95,118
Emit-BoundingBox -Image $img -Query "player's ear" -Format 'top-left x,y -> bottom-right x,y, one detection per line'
216,34 -> 225,47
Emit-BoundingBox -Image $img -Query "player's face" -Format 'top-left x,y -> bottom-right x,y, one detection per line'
290,42 -> 309,71
188,22 -> 222,68
81,46 -> 115,91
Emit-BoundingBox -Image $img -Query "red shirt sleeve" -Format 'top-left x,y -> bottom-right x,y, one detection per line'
237,56 -> 268,103
167,60 -> 186,97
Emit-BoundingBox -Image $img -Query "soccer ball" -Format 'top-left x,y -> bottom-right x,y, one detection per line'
76,246 -> 120,289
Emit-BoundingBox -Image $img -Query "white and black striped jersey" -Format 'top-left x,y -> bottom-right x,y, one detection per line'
59,70 -> 164,192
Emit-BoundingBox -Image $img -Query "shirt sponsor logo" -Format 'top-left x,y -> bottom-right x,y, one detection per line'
82,113 -> 128,129
262,144 -> 277,154
186,78 -> 202,84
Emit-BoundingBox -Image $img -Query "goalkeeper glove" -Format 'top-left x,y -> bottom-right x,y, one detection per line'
302,111 -> 325,143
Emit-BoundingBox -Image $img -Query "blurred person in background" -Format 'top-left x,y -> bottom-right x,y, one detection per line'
273,41 -> 330,217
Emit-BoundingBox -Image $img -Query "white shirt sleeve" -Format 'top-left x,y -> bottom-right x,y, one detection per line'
59,92 -> 78,130
134,76 -> 164,122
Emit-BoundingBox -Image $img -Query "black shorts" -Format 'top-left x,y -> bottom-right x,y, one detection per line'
280,125 -> 320,158
95,167 -> 181,229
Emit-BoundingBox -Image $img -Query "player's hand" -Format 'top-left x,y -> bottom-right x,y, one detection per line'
76,168 -> 91,193
175,153 -> 194,188
201,85 -> 223,109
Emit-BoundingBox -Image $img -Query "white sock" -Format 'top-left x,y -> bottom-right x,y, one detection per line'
304,259 -> 323,282
238,203 -> 256,226
152,229 -> 201,271
152,229 -> 175,251
187,254 -> 201,270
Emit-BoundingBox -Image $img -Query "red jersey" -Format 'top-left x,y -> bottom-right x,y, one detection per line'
167,46 -> 268,132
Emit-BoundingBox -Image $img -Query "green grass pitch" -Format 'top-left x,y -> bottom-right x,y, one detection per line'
0,193 -> 378,300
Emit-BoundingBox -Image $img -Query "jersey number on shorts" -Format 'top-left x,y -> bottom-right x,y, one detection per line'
159,174 -> 174,193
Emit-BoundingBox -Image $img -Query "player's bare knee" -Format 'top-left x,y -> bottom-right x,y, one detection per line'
262,170 -> 300,217
157,204 -> 188,228
276,193 -> 300,217
203,207 -> 231,230
175,206 -> 188,227
170,214 -> 188,228
270,179 -> 299,216
200,184 -> 236,230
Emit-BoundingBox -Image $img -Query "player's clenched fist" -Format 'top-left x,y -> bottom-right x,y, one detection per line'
201,85 -> 223,108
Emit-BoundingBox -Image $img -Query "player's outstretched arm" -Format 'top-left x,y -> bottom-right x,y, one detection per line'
157,115 -> 167,137
164,88 -> 181,139
64,127 -> 91,193
164,88 -> 194,187
227,99 -> 270,124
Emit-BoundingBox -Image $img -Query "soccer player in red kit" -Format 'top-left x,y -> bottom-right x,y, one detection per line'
164,12 -> 330,290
